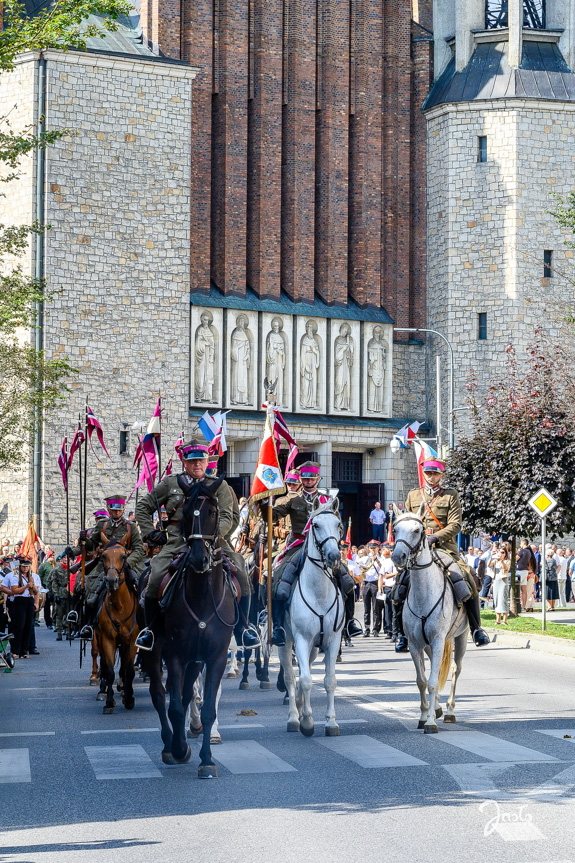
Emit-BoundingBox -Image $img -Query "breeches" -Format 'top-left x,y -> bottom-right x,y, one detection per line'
146,539 -> 252,599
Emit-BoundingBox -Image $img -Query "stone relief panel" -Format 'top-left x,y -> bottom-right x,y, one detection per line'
295,316 -> 327,414
328,319 -> 360,416
224,309 -> 259,410
361,322 -> 393,417
190,306 -> 223,408
261,312 -> 293,411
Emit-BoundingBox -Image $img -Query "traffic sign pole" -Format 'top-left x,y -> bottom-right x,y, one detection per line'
541,516 -> 547,632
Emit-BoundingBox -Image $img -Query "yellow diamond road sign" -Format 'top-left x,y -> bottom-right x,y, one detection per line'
528,487 -> 558,518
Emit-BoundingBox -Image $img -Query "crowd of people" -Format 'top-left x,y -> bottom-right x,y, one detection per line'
0,539 -> 52,659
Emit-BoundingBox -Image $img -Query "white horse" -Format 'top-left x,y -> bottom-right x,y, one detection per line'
391,507 -> 469,733
188,669 -> 223,745
278,498 -> 345,737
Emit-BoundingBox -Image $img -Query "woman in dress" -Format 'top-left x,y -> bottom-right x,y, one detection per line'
488,546 -> 510,625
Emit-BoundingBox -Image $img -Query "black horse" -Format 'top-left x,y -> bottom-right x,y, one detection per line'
145,477 -> 236,778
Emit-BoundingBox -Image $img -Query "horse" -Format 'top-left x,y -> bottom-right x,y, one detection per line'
146,477 -> 236,778
278,497 -> 345,737
390,507 -> 468,733
96,532 -> 140,715
239,530 -> 272,691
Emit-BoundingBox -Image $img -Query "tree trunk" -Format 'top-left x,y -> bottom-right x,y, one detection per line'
509,535 -> 522,617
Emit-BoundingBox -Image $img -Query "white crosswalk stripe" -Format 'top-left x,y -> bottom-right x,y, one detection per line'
194,740 -> 297,774
84,745 -> 162,780
316,734 -> 427,768
0,749 -> 31,783
536,729 -> 575,744
428,728 -> 559,763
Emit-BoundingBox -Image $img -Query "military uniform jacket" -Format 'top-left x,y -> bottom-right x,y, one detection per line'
135,473 -> 235,549
266,490 -> 327,536
86,516 -> 145,575
404,485 -> 462,555
50,563 -> 70,599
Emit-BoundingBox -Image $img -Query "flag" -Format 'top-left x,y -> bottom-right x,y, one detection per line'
249,411 -> 285,509
345,523 -> 352,560
272,409 -> 298,471
58,437 -> 68,493
387,516 -> 394,547
163,458 -> 173,478
396,420 -> 421,447
67,425 -> 85,470
133,399 -> 162,492
198,411 -> 220,442
21,522 -> 39,573
86,406 -> 111,459
413,438 -> 438,488
174,431 -> 184,463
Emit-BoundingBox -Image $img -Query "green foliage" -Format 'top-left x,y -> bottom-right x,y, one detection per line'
549,191 -> 575,250
447,342 -> 575,538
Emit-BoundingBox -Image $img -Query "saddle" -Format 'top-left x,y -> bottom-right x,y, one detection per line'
153,550 -> 241,611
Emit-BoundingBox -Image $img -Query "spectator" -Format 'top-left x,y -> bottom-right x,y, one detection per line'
1,557 -> 41,658
557,549 -> 568,608
360,540 -> 380,636
489,546 -> 510,625
376,544 -> 397,639
516,539 -> 534,612
127,511 -> 136,523
352,545 -> 367,599
369,503 -> 385,543
1,539 -> 9,557
565,548 -> 573,603
478,543 -> 492,609
545,547 -> 559,610
350,545 -> 358,561
466,547 -> 479,569
38,548 -> 55,630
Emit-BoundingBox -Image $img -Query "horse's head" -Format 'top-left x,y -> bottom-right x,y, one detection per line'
179,476 -> 223,573
308,497 -> 342,569
391,503 -> 426,571
100,531 -> 129,592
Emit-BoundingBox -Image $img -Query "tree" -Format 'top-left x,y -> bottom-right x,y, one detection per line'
0,0 -> 131,470
447,342 -> 575,613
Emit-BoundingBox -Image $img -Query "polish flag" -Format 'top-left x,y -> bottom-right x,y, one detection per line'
413,438 -> 439,488
249,411 -> 285,508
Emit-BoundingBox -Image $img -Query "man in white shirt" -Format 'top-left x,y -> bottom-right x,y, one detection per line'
361,540 -> 381,636
369,503 -> 385,543
377,544 -> 397,639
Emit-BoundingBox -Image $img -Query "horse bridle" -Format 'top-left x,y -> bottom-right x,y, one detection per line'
308,511 -> 343,574
392,514 -> 430,571
299,510 -> 345,650
185,495 -> 221,573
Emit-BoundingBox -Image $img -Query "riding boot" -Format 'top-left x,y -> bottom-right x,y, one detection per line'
344,591 -> 363,637
135,596 -> 160,652
394,603 -> 409,652
464,595 -> 490,646
234,594 -> 260,648
271,598 -> 287,647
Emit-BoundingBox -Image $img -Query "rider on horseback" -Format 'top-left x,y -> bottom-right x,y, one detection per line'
262,460 -> 362,647
394,459 -> 490,652
69,495 -> 145,641
134,440 -> 259,652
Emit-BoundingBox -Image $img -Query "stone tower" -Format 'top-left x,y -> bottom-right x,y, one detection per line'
425,0 -> 575,434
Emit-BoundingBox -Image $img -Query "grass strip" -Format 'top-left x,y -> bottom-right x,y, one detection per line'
481,610 -> 575,640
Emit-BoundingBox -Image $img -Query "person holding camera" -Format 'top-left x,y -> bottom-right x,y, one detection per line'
1,557 -> 41,658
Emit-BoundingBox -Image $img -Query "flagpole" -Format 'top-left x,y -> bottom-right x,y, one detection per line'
65,439 -> 70,549
77,415 -> 83,531
267,491 -> 273,644
157,393 -> 162,482
81,398 -> 88,590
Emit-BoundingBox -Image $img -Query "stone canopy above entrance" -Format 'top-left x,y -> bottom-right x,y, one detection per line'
190,290 -> 394,419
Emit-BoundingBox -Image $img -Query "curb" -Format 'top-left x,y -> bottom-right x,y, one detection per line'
485,627 -> 575,659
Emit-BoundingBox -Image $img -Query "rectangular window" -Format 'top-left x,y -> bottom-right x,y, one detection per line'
478,136 -> 487,163
544,249 -> 553,278
119,430 -> 128,456
478,313 -> 487,340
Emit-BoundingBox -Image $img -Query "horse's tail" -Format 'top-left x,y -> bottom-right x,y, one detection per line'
438,639 -> 453,692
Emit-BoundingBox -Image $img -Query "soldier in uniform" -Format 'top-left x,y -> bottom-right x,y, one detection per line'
50,553 -> 71,641
69,494 -> 145,640
394,458 -> 490,652
273,469 -> 301,551
263,460 -> 362,646
134,441 -> 259,651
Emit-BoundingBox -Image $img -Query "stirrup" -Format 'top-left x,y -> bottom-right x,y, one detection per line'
135,627 -> 155,652
271,626 -> 287,647
66,610 -> 78,625
240,625 -> 261,648
395,635 -> 409,653
79,625 -> 93,641
346,618 -> 363,638
472,628 -> 490,647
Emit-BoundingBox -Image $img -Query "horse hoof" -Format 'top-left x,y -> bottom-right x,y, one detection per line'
103,706 -> 114,715
238,681 -> 249,691
162,751 -> 178,765
187,725 -> 203,738
435,707 -> 443,719
417,720 -> 426,730
300,721 -> 314,738
424,724 -> 438,734
116,682 -> 124,692
198,764 -> 218,779
168,744 -> 191,765
325,726 -> 340,737
287,720 -> 300,733
283,695 -> 290,706
259,681 -> 271,690
444,714 -> 457,724
210,734 -> 222,745
123,697 -> 135,710
226,671 -> 237,678
89,676 -> 99,686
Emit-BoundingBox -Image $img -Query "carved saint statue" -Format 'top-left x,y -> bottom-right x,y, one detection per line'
367,325 -> 387,413
333,323 -> 354,411
265,317 -> 286,406
230,313 -> 252,405
194,310 -> 216,402
300,320 -> 321,409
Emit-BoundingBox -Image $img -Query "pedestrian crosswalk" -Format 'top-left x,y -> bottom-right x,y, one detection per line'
1,725 -> 573,785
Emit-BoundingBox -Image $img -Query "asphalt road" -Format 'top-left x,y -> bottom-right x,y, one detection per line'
3,620 -> 575,863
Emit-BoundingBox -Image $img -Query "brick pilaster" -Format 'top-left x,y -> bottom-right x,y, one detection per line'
410,25 -> 432,328
141,0 -> 181,59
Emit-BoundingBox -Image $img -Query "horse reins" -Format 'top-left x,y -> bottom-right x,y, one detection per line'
297,511 -> 345,651
101,539 -> 138,639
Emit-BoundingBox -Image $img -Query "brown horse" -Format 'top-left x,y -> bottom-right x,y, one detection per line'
96,532 -> 139,715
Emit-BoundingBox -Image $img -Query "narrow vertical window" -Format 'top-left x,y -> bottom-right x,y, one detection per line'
119,430 -> 128,456
478,136 -> 487,163
478,313 -> 487,340
543,249 -> 553,278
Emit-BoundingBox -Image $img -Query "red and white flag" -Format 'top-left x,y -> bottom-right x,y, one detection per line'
249,411 -> 285,508
67,424 -> 85,471
132,399 -> 162,492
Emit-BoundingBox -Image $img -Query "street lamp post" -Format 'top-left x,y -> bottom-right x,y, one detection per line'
394,327 -> 455,451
